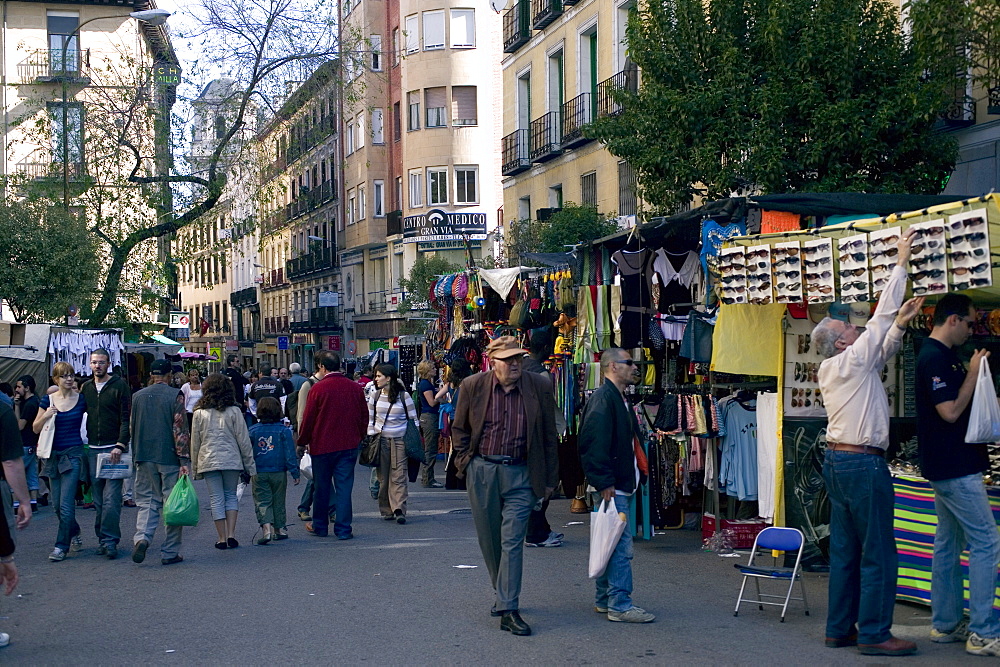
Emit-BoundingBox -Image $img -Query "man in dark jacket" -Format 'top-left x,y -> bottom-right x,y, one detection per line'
80,348 -> 131,560
578,348 -> 654,624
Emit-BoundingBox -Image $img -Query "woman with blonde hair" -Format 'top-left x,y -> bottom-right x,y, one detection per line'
33,362 -> 86,562
190,373 -> 256,549
415,360 -> 442,488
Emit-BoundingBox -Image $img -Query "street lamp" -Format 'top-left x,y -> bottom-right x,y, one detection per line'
58,9 -> 172,208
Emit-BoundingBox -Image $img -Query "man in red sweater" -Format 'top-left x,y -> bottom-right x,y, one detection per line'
297,352 -> 368,539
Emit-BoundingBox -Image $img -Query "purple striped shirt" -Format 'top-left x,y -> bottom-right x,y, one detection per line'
479,374 -> 527,458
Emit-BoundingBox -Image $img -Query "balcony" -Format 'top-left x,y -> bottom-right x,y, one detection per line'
284,179 -> 338,223
230,286 -> 258,308
502,129 -> 531,176
285,114 -> 337,165
286,245 -> 338,280
13,161 -> 87,181
530,0 -> 562,31
597,67 -> 639,118
291,306 -> 339,332
367,290 -> 406,314
386,210 -> 403,237
561,92 -> 593,149
502,1 -> 531,54
17,47 -> 90,85
260,268 -> 289,292
529,111 -> 561,162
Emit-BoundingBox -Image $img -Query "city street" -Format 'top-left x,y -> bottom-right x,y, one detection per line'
0,464 -> 983,665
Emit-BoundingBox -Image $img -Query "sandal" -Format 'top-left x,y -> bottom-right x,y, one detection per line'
256,530 -> 271,546
215,541 -> 228,550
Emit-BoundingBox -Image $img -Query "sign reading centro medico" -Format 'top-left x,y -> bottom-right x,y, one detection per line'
402,209 -> 487,243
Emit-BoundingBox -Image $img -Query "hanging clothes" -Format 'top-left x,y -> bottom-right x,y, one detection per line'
756,392 -> 780,523
653,249 -> 703,314
718,396 -> 758,501
611,247 -> 654,349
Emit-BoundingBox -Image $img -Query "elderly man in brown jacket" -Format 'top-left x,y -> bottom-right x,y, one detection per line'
452,336 -> 560,637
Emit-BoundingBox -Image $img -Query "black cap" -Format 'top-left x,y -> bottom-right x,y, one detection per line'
150,359 -> 172,375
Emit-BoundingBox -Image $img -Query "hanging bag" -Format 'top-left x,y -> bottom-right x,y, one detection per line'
37,413 -> 56,460
588,499 -> 627,579
299,451 -> 314,479
358,396 -> 383,468
163,474 -> 200,527
402,395 -> 424,461
965,356 -> 1000,443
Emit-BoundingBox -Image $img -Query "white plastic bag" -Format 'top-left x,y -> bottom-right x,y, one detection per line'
588,499 -> 627,579
965,356 -> 1000,443
299,452 -> 313,480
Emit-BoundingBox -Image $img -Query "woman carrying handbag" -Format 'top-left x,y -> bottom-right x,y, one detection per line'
369,364 -> 417,524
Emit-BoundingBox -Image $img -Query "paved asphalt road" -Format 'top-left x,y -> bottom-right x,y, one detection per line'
0,463 -> 986,665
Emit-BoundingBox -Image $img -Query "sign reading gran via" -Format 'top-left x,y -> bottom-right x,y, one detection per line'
402,208 -> 487,243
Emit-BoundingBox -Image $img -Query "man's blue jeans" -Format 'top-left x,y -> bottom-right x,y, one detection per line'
312,448 -> 358,538
595,494 -> 635,613
930,472 -> 1000,639
822,450 -> 897,645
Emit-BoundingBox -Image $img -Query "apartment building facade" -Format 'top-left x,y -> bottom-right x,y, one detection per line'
2,0 -> 177,324
500,0 -> 638,234
940,76 -> 1000,197
339,0 -> 502,355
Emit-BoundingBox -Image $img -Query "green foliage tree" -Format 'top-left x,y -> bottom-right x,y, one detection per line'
399,255 -> 462,311
507,204 -> 619,264
588,0 -> 959,212
0,201 -> 100,322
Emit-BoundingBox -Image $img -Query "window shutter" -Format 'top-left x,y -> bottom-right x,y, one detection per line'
451,86 -> 477,125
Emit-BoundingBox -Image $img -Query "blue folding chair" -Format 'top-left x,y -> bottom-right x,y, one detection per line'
733,526 -> 810,622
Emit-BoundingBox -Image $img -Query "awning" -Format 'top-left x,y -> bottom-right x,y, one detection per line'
151,334 -> 181,346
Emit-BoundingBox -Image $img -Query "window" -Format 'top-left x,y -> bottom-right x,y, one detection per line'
404,15 -> 419,54
518,196 -> 531,221
358,185 -> 366,220
409,170 -> 423,208
370,34 -> 382,71
47,11 -> 79,74
427,167 -> 448,205
451,86 -> 477,126
618,160 -> 637,216
407,91 -> 420,131
423,10 -> 445,50
455,166 -> 478,204
425,87 -> 446,127
356,112 -> 365,149
373,180 -> 385,217
395,177 -> 403,210
48,101 -> 84,164
392,102 -> 401,141
581,171 -> 597,207
214,115 -> 227,140
345,120 -> 355,153
517,71 -> 531,129
392,28 -> 400,66
548,49 -> 565,112
372,108 -> 384,144
549,184 -> 563,209
450,9 -> 475,48
348,190 -> 357,224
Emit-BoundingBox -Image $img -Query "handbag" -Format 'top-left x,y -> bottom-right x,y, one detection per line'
37,414 -> 56,459
358,397 -> 384,468
402,396 -> 424,461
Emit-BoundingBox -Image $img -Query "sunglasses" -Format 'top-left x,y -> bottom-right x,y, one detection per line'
805,257 -> 831,267
748,272 -> 771,282
952,232 -> 987,245
720,274 -> 744,284
723,285 -> 746,293
873,247 -> 899,258
773,247 -> 800,256
911,239 -> 942,254
774,257 -> 799,267
947,217 -> 985,231
749,297 -> 772,305
842,281 -> 868,291
802,245 -> 830,256
719,263 -> 745,273
776,294 -> 803,303
953,278 -> 991,291
839,268 -> 866,277
839,240 -> 866,250
805,271 -> 832,280
807,284 -> 833,294
721,296 -> 742,305
614,358 -> 636,366
912,268 -> 944,280
871,263 -> 892,274
871,235 -> 899,247
777,281 -> 801,291
775,270 -> 800,278
913,283 -> 947,294
745,249 -> 769,259
951,263 -> 989,275
914,226 -> 944,237
749,281 -> 772,291
948,248 -> 987,261
910,253 -> 945,267
839,252 -> 866,263
874,276 -> 890,287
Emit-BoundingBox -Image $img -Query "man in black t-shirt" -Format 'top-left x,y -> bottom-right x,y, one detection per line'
0,402 -> 32,533
249,363 -> 284,419
916,293 -> 1000,657
13,376 -> 39,511
224,355 -> 249,405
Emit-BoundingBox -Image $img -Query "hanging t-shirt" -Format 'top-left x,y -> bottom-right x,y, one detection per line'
718,398 -> 758,501
653,249 -> 702,314
611,247 -> 654,349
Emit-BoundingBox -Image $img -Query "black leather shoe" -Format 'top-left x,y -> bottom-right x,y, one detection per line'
490,606 -> 505,618
500,611 -> 531,636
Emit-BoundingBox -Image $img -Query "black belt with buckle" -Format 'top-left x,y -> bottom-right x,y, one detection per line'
481,455 -> 526,466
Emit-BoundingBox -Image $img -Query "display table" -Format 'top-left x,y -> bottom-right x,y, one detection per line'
893,473 -> 1000,608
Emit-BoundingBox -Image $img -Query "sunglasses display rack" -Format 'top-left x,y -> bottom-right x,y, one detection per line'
869,226 -> 902,300
773,241 -> 803,304
908,220 -> 948,296
838,233 -> 871,304
803,238 -> 834,303
718,246 -> 748,305
746,244 -> 773,304
947,208 -> 992,292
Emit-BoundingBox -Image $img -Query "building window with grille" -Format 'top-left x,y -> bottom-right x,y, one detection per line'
618,160 -> 637,216
427,167 -> 448,205
451,86 -> 477,126
407,91 -> 420,131
425,87 -> 446,128
581,171 -> 597,207
455,166 -> 478,205
409,170 -> 423,208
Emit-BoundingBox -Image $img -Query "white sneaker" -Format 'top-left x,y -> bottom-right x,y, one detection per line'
0,631 -> 9,648
608,606 -> 655,623
48,547 -> 66,562
70,536 -> 82,552
967,632 -> 1000,657
931,618 -> 969,643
